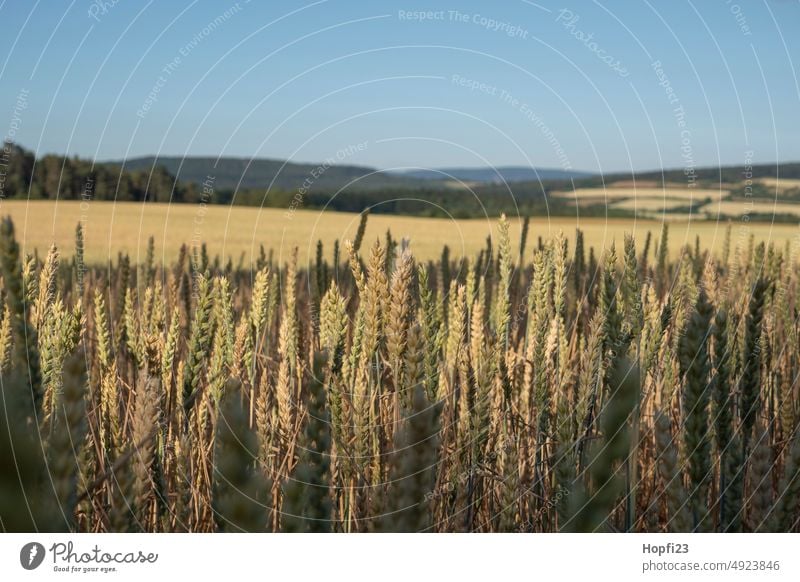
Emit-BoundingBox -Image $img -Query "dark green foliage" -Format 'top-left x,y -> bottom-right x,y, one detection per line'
573,228 -> 585,296
0,370 -> 51,530
352,209 -> 369,254
679,290 -> 713,530
518,216 -> 530,264
0,142 -> 194,203
282,352 -> 332,532
713,308 -> 736,529
656,224 -> 669,294
376,386 -> 443,532
0,216 -> 42,408
713,309 -> 733,453
722,431 -> 745,532
567,357 -> 638,532
441,244 -> 451,296
46,349 -> 88,531
740,277 -> 766,448
640,230 -> 651,276
768,432 -> 800,532
213,380 -> 270,532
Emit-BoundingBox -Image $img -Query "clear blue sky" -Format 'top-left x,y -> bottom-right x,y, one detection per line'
1,0 -> 798,173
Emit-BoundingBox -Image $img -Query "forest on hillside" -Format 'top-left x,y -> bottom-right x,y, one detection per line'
3,142 -> 797,220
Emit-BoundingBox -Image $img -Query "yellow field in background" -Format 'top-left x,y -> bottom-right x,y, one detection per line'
757,177 -> 800,190
611,198 -> 689,211
1,200 -> 799,264
713,200 -> 800,218
553,187 -> 727,202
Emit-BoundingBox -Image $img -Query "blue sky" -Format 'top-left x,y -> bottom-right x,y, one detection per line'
1,0 -> 798,173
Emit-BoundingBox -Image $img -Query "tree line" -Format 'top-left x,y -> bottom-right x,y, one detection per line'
1,142 -> 569,218
0,142 -> 197,203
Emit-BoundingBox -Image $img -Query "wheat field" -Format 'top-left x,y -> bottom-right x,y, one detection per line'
756,178 -> 800,191
611,198 -> 691,212
713,200 -> 800,219
1,211 -> 799,533
552,187 -> 728,202
2,200 -> 800,264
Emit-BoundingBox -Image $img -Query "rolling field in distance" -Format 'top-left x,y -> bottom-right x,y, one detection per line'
714,200 -> 800,219
757,177 -> 800,190
2,200 -> 800,264
553,187 -> 727,201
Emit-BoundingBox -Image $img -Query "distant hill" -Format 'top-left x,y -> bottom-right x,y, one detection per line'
6,140 -> 799,220
617,163 -> 800,184
109,157 -> 594,191
112,156 -> 436,192
477,161 -> 800,195
391,166 -> 594,183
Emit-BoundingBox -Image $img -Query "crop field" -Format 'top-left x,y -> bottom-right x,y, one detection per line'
2,200 -> 800,265
610,198 -> 690,212
756,178 -> 800,191
554,186 -> 732,219
713,200 -> 800,219
2,208 -> 800,533
552,187 -> 728,202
